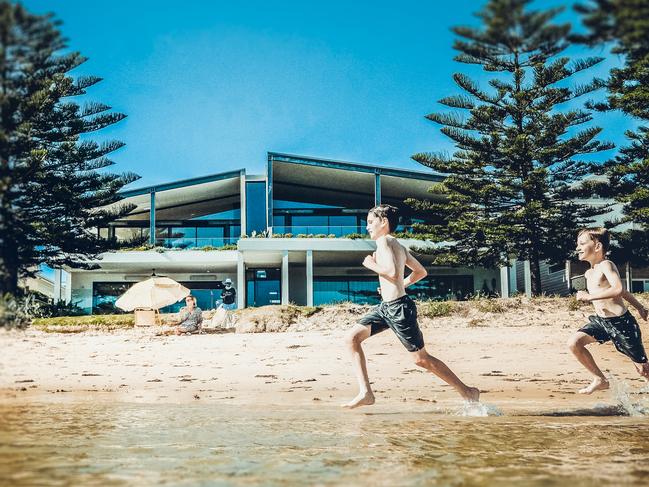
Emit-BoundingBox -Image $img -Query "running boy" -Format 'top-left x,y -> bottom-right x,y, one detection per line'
568,228 -> 649,394
342,204 -> 480,409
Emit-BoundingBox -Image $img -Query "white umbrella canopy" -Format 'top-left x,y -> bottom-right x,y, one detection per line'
115,277 -> 191,311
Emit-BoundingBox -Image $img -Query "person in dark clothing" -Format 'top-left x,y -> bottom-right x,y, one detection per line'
221,278 -> 237,310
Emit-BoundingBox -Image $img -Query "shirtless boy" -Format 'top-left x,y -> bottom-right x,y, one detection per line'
342,204 -> 480,409
568,228 -> 649,394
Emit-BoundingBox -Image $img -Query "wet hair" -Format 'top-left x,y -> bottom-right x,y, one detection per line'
578,227 -> 610,253
369,204 -> 400,233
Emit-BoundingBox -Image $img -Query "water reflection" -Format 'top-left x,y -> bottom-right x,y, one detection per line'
0,403 -> 648,486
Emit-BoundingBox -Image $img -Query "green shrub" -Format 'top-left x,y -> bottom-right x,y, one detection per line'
32,314 -> 135,333
419,300 -> 455,318
0,293 -> 34,329
474,298 -> 507,314
567,296 -> 583,311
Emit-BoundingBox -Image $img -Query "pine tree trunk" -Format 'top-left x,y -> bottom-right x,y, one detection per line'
530,257 -> 542,296
0,261 -> 19,296
0,235 -> 19,295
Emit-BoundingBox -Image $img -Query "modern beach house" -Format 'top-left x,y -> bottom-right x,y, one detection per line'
49,153 -> 649,314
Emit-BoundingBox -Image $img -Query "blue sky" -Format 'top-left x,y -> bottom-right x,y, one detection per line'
24,0 -> 631,190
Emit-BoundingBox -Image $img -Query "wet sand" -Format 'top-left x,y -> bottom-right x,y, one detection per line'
2,321 -> 648,414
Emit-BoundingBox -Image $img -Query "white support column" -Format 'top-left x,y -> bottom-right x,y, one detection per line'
281,250 -> 289,305
499,264 -> 510,298
239,170 -> 247,238
565,260 -> 572,293
149,190 -> 156,245
53,269 -> 62,303
625,262 -> 633,291
306,250 -> 313,307
509,258 -> 517,295
64,271 -> 72,304
524,260 -> 532,298
237,251 -> 245,309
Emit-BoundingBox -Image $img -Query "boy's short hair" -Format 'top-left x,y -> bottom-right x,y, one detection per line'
578,227 -> 610,253
185,295 -> 197,304
369,204 -> 400,233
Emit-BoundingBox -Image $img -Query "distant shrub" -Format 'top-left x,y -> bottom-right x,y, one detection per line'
32,314 -> 135,333
567,296 -> 583,311
198,244 -> 237,251
419,300 -> 455,318
474,298 -> 507,314
0,293 -> 33,329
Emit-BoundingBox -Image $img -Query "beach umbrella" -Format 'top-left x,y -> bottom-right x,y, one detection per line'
115,277 -> 190,311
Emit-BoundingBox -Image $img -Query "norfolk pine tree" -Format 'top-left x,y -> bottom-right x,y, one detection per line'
0,2 -> 138,295
574,0 -> 649,268
408,0 -> 613,295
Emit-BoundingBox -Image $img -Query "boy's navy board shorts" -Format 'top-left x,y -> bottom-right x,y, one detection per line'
358,295 -> 424,352
579,310 -> 648,364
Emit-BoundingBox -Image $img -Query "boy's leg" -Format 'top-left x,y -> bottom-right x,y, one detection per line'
567,331 -> 609,394
411,347 -> 479,402
342,324 -> 375,409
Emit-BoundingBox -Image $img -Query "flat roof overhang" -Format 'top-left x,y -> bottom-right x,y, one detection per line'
237,237 -> 441,266
101,170 -> 243,221
269,152 -> 446,205
65,250 -> 239,274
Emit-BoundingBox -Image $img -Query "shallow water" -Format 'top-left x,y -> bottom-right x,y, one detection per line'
1,403 -> 648,486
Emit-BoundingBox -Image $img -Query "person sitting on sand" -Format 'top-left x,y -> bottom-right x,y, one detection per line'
568,228 -> 649,394
342,204 -> 480,409
175,295 -> 203,335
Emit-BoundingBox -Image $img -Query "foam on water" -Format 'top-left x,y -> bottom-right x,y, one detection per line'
608,376 -> 649,416
456,401 -> 503,417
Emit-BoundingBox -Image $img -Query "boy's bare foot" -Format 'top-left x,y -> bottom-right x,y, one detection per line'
463,387 -> 480,403
578,377 -> 609,394
634,362 -> 649,379
342,391 -> 375,409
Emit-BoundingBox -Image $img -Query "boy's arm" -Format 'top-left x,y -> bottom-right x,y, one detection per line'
362,238 -> 398,280
621,290 -> 649,320
576,261 -> 624,301
403,248 -> 427,288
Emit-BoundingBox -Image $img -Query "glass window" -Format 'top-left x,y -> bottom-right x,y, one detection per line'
314,277 -> 380,305
92,282 -> 132,314
246,181 -> 267,235
408,275 -> 474,301
169,227 -> 197,248
197,227 -> 224,238
274,199 -> 341,209
170,227 -> 197,239
155,227 -> 169,239
114,227 -> 146,243
197,227 -> 225,246
192,208 -> 241,220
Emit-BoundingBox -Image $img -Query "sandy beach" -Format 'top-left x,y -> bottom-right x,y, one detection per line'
2,297 -> 648,414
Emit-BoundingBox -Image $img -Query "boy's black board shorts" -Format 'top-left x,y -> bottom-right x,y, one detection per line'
579,310 -> 648,364
358,295 -> 424,352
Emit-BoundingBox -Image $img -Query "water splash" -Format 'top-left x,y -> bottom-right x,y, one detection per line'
457,401 -> 503,417
608,376 -> 649,416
